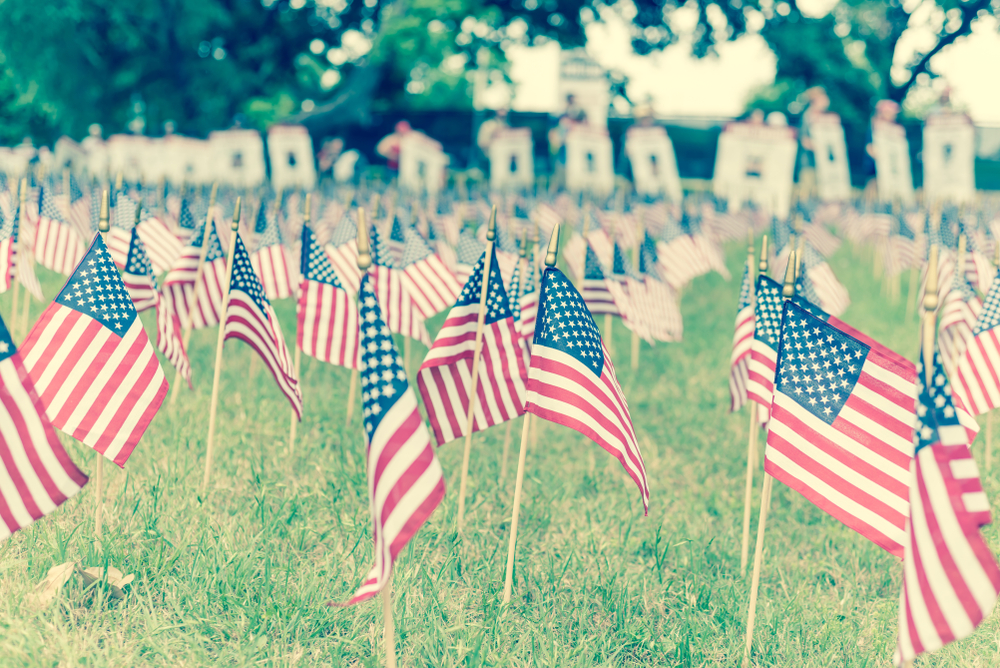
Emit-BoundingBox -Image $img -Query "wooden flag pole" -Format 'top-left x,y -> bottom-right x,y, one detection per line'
169,182 -> 219,406
288,194 -> 310,456
742,248 -> 796,666
202,198 -> 242,491
93,190 -> 111,539
456,205 -> 498,532
740,232 -> 762,576
503,222 -> 560,603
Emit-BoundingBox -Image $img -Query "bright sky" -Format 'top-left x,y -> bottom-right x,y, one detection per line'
497,7 -> 1000,124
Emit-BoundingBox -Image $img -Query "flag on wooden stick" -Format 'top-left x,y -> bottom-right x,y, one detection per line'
417,248 -> 527,445
162,220 -> 228,330
0,200 -> 16,293
35,187 -> 85,276
895,346 -> 1000,665
953,269 -> 1000,415
20,234 -> 168,467
224,234 -> 302,418
339,273 -> 445,605
524,266 -> 649,513
0,313 -> 88,541
730,262 -> 754,412
250,211 -> 295,301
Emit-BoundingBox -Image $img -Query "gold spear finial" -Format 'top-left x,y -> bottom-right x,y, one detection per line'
487,205 -> 497,242
98,190 -> 110,233
209,182 -> 219,208
231,197 -> 242,231
356,208 -> 371,271
544,223 -> 561,268
782,249 -> 797,298
114,171 -> 123,192
758,235 -> 769,275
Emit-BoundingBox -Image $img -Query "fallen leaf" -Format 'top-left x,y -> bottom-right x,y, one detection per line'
80,565 -> 135,599
25,561 -> 78,609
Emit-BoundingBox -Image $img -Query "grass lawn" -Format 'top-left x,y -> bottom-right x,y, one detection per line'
0,238 -> 997,667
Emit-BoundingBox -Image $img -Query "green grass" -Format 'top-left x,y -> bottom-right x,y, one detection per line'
1,240 -> 998,667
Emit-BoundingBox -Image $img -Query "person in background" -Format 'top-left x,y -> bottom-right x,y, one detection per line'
796,86 -> 830,198
318,137 -> 344,174
864,99 -> 901,196
548,94 -> 587,189
376,120 -> 412,172
617,103 -> 655,182
319,136 -> 362,184
476,108 -> 510,155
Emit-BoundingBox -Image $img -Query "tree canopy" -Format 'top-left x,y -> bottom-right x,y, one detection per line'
0,0 -> 995,146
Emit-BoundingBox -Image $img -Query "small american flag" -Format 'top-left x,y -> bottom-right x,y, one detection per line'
730,263 -> 754,412
799,242 -> 849,317
20,234 -> 168,467
579,242 -> 621,316
417,248 -> 527,445
518,248 -> 539,343
224,234 -> 302,418
954,270 -> 1000,414
136,214 -> 184,276
765,301 -> 978,558
106,196 -> 136,269
454,230 -> 486,287
324,214 -> 362,295
399,228 -> 462,319
296,225 -> 360,370
895,347 -> 1000,665
368,227 -> 429,345
0,203 -> 15,293
122,227 -> 190,386
0,313 -> 88,540
524,267 -> 649,513
939,271 -> 981,376
339,273 -> 445,605
250,211 -> 295,301
162,221 -> 228,331
35,187 -> 85,276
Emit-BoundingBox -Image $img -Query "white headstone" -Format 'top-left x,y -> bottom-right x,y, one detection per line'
810,114 -> 852,201
712,122 -> 797,218
923,113 -> 975,205
267,124 -> 316,193
399,131 -> 449,196
209,129 -> 266,188
871,119 -> 915,205
559,49 -> 609,130
625,125 -> 683,201
565,127 -> 614,197
53,137 -> 87,173
161,135 -> 212,186
106,134 -> 151,183
489,128 -> 534,191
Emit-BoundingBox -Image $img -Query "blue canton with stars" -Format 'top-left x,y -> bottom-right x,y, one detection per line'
191,221 -> 226,263
400,228 -> 433,267
368,226 -> 394,268
254,200 -> 270,234
358,274 -> 411,438
612,242 -> 640,279
300,225 -> 344,287
914,346 -> 963,453
522,249 -> 536,294
973,270 -> 1000,335
256,212 -> 284,249
774,301 -> 868,425
534,267 -> 605,376
455,250 -> 512,325
178,200 -> 196,230
456,231 -> 485,265
125,228 -> 157,288
113,198 -> 136,229
39,187 -> 64,223
0,312 -> 14,363
0,201 -> 15,243
753,275 -> 785,348
229,234 -> 271,315
584,245 -> 606,280
508,262 -> 522,322
736,264 -> 751,312
55,235 -> 137,333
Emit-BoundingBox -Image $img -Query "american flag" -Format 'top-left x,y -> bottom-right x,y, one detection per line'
454,230 -> 485,286
162,221 -> 228,330
324,214 -> 362,295
136,215 -> 184,276
296,225 -> 360,370
575,239 -> 621,316
367,227 -> 429,345
939,271 -> 981,376
387,212 -> 407,264
954,270 -> 1000,414
399,227 -> 462,319
764,301 -> 978,558
121,227 -> 191,386
65,177 -> 92,243
224,234 -> 302,417
524,267 -> 649,513
518,249 -> 539,343
417,248 -> 528,445
339,274 -> 445,605
106,196 -> 136,269
0,313 -> 88,540
0,202 -> 15,293
730,263 -> 754,412
20,234 -> 168,467
895,346 -> 1000,665
250,211 -> 295,301
34,187 -> 85,276
800,243 -> 849,317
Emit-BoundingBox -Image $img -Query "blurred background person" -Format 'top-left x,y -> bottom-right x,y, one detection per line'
376,120 -> 412,172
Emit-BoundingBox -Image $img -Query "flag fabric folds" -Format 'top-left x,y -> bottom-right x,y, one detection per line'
250,212 -> 295,301
0,203 -> 16,293
20,234 -> 168,467
895,347 -> 1000,665
341,274 -> 445,605
954,270 -> 1000,415
524,267 -> 649,513
0,313 -> 88,541
224,234 -> 302,418
296,225 -> 360,370
35,188 -> 85,276
162,221 -> 228,331
730,263 -> 754,412
399,228 -> 461,319
417,248 -> 527,445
